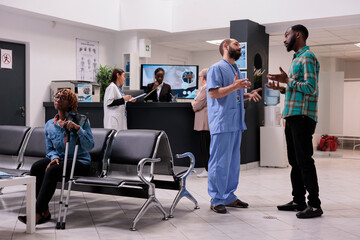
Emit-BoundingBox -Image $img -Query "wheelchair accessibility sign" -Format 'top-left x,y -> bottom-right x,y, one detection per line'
1,49 -> 12,69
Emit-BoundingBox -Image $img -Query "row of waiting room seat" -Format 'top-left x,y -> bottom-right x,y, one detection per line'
0,125 -> 199,230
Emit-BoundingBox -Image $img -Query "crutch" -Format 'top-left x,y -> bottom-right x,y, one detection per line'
56,127 -> 71,229
57,116 -> 87,229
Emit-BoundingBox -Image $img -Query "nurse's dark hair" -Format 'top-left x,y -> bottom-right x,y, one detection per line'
54,89 -> 78,112
219,38 -> 232,56
154,67 -> 165,75
291,24 -> 309,41
111,68 -> 125,83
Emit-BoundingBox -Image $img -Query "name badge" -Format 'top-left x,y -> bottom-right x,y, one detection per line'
236,94 -> 241,104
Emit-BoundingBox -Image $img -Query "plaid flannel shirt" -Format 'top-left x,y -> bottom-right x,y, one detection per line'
283,46 -> 320,122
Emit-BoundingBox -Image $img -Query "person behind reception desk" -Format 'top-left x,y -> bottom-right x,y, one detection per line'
191,68 -> 210,178
103,68 -> 135,131
18,89 -> 94,225
144,67 -> 172,102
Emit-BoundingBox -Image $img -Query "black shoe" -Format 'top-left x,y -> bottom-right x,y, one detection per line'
210,205 -> 227,214
296,206 -> 323,219
226,199 -> 249,208
18,216 -> 26,224
277,201 -> 307,211
37,213 -> 51,225
18,213 -> 51,225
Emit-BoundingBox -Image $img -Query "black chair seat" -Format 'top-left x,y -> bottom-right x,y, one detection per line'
74,176 -> 123,187
74,176 -> 145,187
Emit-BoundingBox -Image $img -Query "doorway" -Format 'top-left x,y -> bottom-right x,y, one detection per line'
0,41 -> 26,125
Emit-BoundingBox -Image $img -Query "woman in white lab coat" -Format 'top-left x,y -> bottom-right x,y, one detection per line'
103,68 -> 135,131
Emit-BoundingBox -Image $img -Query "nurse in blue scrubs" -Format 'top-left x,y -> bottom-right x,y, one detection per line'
207,38 -> 262,214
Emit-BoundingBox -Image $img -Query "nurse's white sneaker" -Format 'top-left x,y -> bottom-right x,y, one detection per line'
197,170 -> 208,178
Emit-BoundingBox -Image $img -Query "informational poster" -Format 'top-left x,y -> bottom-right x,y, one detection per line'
77,84 -> 92,102
240,71 -> 247,79
235,42 -> 247,70
76,39 -> 99,82
1,49 -> 13,69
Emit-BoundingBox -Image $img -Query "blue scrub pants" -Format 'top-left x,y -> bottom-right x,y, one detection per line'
208,130 -> 242,206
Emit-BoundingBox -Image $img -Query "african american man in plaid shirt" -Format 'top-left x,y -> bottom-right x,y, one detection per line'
267,24 -> 323,219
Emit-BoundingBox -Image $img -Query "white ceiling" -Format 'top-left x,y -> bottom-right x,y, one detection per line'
149,24 -> 360,61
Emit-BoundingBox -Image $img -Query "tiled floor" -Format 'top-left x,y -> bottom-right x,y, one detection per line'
1,150 -> 360,240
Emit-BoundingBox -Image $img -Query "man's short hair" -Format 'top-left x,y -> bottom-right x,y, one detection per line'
291,24 -> 309,41
219,39 -> 232,56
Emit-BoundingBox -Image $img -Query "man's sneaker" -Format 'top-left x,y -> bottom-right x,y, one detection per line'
296,206 -> 323,218
277,201 -> 307,211
197,170 -> 208,178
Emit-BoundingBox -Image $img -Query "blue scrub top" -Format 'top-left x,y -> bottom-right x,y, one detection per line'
207,59 -> 247,134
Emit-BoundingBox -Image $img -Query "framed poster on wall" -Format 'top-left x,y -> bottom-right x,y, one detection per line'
240,70 -> 247,79
235,42 -> 247,70
76,39 -> 99,82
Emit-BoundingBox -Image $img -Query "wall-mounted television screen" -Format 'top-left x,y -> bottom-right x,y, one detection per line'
140,64 -> 199,99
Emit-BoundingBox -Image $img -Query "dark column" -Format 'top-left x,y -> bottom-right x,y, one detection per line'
230,19 -> 269,164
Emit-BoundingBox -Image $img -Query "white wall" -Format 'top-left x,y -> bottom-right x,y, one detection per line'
146,44 -> 192,65
0,0 -> 120,30
317,72 -> 344,136
172,0 -> 360,32
343,82 -> 360,136
1,0 -> 360,32
343,61 -> 360,136
0,10 -> 117,126
191,50 -> 221,72
345,61 -> 360,78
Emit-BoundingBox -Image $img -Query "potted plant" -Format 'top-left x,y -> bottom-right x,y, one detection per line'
96,65 -> 114,102
253,67 -> 265,90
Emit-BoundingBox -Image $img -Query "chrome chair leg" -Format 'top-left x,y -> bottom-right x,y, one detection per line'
169,186 -> 199,218
130,195 -> 168,231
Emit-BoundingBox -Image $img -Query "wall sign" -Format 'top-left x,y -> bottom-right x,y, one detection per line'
1,49 -> 13,69
235,42 -> 247,70
76,39 -> 99,82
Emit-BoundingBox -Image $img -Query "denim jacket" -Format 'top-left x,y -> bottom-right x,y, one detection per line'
45,114 -> 94,165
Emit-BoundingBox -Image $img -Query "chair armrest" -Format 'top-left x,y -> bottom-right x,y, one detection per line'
175,152 -> 195,179
137,158 -> 160,185
101,130 -> 116,177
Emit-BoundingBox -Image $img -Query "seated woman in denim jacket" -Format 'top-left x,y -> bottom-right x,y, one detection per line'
18,89 -> 94,225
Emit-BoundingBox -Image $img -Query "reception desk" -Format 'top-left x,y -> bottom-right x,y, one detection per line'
44,101 -> 260,166
43,102 -> 201,167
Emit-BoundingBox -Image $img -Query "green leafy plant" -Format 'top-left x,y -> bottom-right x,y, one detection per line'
96,65 -> 114,102
254,68 -> 265,89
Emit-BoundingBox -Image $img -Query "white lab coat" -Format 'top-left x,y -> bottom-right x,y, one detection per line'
103,82 -> 127,131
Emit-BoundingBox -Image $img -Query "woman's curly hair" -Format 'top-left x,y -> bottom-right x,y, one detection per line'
54,89 -> 78,112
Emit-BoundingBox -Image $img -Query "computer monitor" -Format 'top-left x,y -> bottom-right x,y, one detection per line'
140,64 -> 199,99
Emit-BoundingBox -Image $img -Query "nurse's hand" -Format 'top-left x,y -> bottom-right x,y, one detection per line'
233,73 -> 251,90
123,95 -> 132,101
246,88 -> 262,102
